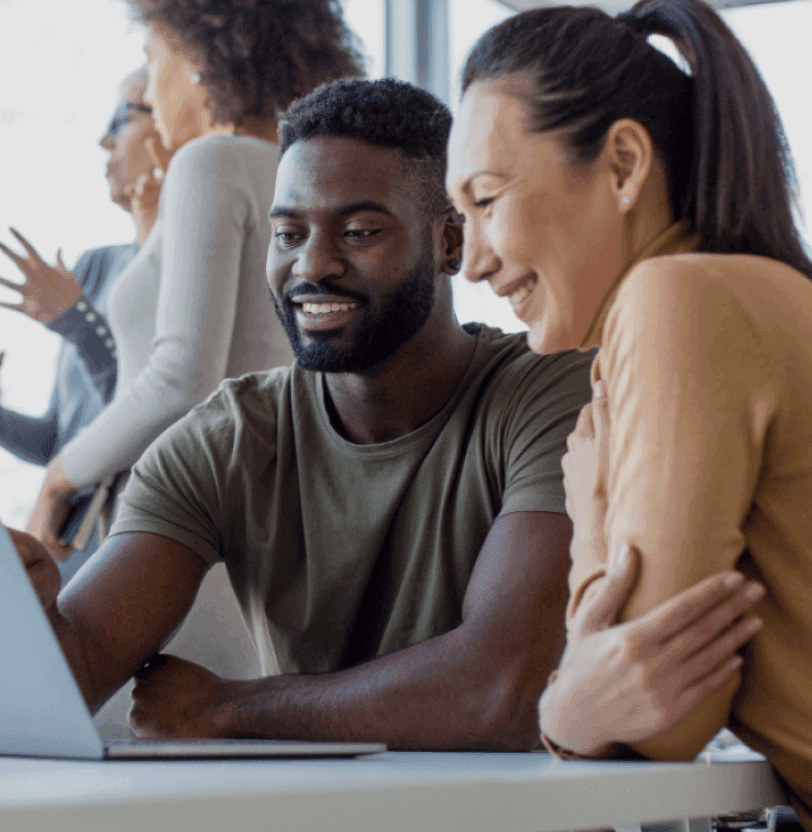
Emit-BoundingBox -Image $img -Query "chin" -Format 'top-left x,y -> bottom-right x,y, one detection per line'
526,322 -> 578,356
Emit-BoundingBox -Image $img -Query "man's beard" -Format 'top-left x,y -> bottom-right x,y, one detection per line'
272,256 -> 436,373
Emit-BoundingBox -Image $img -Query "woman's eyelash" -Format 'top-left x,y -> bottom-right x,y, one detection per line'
473,197 -> 494,209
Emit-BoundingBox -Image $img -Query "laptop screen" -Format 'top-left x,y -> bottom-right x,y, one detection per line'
0,526 -> 104,759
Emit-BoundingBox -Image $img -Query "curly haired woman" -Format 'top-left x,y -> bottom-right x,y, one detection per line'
23,1 -> 362,734
28,0 -> 362,557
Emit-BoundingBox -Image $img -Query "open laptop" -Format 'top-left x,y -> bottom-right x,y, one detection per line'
0,526 -> 386,760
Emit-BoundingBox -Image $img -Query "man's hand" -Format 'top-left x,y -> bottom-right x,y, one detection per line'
562,380 -> 610,560
130,655 -> 234,739
539,545 -> 764,757
26,456 -> 76,561
0,228 -> 82,324
8,527 -> 61,609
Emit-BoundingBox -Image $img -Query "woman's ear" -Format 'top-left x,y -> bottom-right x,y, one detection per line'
604,119 -> 654,212
440,209 -> 464,275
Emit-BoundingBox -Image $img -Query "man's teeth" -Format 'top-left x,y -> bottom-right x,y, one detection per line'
508,279 -> 536,307
301,301 -> 360,314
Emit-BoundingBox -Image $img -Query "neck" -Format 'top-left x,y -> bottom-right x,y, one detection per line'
132,204 -> 158,247
323,304 -> 477,445
198,114 -> 278,144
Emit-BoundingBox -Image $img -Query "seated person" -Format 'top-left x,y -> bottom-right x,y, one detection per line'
12,79 -> 759,748
0,66 -> 160,576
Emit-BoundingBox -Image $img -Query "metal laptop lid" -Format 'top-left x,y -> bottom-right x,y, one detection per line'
0,526 -> 104,759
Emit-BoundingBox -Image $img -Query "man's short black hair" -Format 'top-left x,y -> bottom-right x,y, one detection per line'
279,78 -> 453,216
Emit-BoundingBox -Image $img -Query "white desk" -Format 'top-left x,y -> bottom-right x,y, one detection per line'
0,749 -> 785,832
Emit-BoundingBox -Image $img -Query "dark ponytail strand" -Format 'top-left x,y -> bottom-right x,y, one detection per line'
621,0 -> 811,275
462,0 -> 812,277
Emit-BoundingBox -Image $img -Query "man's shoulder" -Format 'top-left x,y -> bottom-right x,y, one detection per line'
471,324 -> 595,409
185,365 -> 293,436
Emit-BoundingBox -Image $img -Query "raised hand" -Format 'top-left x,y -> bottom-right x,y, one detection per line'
539,545 -> 764,757
0,228 -> 82,324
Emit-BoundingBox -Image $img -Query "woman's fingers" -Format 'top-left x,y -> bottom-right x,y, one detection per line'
8,228 -> 43,262
577,544 -> 639,633
0,239 -> 24,267
679,614 -> 762,685
665,580 -> 765,658
0,274 -> 24,292
636,571 -> 747,642
0,301 -> 25,315
672,654 -> 745,721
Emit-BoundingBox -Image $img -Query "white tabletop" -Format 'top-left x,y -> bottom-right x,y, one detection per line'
0,749 -> 786,832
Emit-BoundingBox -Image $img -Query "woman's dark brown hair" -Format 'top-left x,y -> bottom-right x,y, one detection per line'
129,0 -> 364,126
462,0 -> 812,277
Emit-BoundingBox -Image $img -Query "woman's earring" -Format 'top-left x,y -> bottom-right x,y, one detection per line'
191,72 -> 201,84
620,194 -> 631,206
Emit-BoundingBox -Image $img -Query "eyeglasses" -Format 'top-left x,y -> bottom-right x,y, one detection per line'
104,101 -> 153,139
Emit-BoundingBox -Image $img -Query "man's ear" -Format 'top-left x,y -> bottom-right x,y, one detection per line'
439,208 -> 464,275
603,119 -> 654,213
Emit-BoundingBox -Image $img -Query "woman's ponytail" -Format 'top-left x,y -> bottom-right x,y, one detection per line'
462,0 -> 812,276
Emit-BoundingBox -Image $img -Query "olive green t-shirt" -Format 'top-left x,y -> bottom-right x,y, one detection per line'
112,326 -> 593,675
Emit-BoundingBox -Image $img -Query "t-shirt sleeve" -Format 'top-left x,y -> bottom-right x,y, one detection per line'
498,348 -> 594,517
60,140 -> 254,489
570,258 -> 781,759
110,377 -> 272,568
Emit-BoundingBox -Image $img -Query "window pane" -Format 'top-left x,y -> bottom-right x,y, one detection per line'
448,0 -> 525,333
341,0 -> 386,79
723,2 -> 812,237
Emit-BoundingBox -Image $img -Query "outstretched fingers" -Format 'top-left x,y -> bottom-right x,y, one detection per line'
0,239 -> 24,267
8,227 -> 43,262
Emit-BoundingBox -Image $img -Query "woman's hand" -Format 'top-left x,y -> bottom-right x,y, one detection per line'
562,380 -> 610,560
26,456 -> 76,562
539,545 -> 765,757
0,229 -> 82,324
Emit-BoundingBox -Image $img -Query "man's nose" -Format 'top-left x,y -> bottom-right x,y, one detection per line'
292,232 -> 346,283
99,132 -> 115,151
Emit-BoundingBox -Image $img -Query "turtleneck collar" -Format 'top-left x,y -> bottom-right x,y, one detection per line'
580,220 -> 697,350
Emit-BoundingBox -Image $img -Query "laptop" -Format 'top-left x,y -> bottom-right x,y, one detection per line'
0,525 -> 386,760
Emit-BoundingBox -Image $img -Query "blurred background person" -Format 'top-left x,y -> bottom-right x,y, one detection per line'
26,0 -> 362,558
24,0 -> 361,737
0,66 -> 160,581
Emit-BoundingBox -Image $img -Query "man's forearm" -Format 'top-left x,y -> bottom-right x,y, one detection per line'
46,605 -> 99,709
192,624 -> 548,751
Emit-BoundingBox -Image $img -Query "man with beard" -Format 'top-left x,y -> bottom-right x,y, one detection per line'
11,79 -> 594,748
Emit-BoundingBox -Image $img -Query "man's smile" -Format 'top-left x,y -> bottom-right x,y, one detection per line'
289,293 -> 364,332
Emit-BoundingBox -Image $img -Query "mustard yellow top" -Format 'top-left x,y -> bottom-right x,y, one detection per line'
569,224 -> 812,827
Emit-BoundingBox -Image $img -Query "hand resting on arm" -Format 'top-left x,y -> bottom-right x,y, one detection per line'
539,544 -> 764,758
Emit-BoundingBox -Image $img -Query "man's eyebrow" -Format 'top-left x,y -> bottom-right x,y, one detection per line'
269,207 -> 299,220
336,201 -> 395,217
270,201 -> 396,222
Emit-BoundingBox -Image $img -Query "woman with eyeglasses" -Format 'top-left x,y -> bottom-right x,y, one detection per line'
0,68 -> 159,403
25,0 -> 362,560
0,68 -> 159,575
448,0 -> 812,825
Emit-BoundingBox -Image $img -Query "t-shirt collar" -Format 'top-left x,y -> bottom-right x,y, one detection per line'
580,220 -> 696,350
